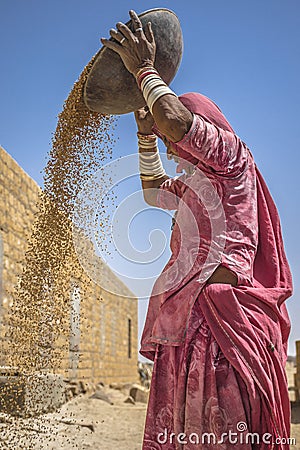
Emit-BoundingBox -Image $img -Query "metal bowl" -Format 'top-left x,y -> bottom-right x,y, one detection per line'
83,8 -> 183,115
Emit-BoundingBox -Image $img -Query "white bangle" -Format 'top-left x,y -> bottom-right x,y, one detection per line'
140,73 -> 177,114
147,86 -> 177,114
139,150 -> 166,177
137,135 -> 158,149
143,79 -> 165,101
139,151 -> 161,161
138,141 -> 158,149
140,159 -> 163,171
140,74 -> 162,91
140,173 -> 165,181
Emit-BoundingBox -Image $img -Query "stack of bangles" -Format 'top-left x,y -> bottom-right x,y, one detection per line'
138,132 -> 166,181
136,66 -> 175,181
135,66 -> 177,114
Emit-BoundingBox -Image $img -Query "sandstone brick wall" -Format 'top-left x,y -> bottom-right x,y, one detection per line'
286,357 -> 297,402
0,146 -> 40,366
0,146 -> 138,384
295,340 -> 300,403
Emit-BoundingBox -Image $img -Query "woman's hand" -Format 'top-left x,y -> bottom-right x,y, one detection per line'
101,10 -> 192,143
134,107 -> 154,135
101,10 -> 156,76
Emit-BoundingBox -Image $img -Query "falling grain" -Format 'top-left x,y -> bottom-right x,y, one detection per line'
1,58 -> 116,449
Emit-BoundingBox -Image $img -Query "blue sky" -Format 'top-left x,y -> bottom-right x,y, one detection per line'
1,0 -> 299,355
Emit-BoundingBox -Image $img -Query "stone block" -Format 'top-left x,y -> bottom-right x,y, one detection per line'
0,368 -> 66,417
67,380 -> 80,396
90,390 -> 113,405
129,384 -> 149,404
79,380 -> 94,394
65,388 -> 74,401
109,382 -> 123,390
124,395 -> 135,405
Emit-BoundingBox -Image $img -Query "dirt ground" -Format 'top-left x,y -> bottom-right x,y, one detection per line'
1,389 -> 300,449
0,387 -> 147,450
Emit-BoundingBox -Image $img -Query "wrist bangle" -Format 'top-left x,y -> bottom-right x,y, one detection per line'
137,132 -> 158,149
135,66 -> 156,79
139,72 -> 177,114
139,149 -> 166,179
136,66 -> 159,88
137,132 -> 157,141
140,173 -> 166,181
147,86 -> 177,114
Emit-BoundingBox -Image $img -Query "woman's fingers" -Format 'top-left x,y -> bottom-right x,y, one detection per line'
100,38 -> 122,54
116,22 -> 135,42
144,22 -> 154,43
101,11 -> 156,74
129,10 -> 143,33
104,11 -> 153,50
135,107 -> 149,120
109,28 -> 127,45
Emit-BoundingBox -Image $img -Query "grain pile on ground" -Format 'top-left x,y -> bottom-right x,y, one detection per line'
0,59 -> 116,448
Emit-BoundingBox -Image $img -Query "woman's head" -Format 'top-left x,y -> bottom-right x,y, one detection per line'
177,92 -> 234,134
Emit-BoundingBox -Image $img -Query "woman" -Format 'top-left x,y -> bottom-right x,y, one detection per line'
102,11 -> 293,449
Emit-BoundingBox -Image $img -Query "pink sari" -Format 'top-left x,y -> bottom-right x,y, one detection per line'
141,94 -> 293,450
